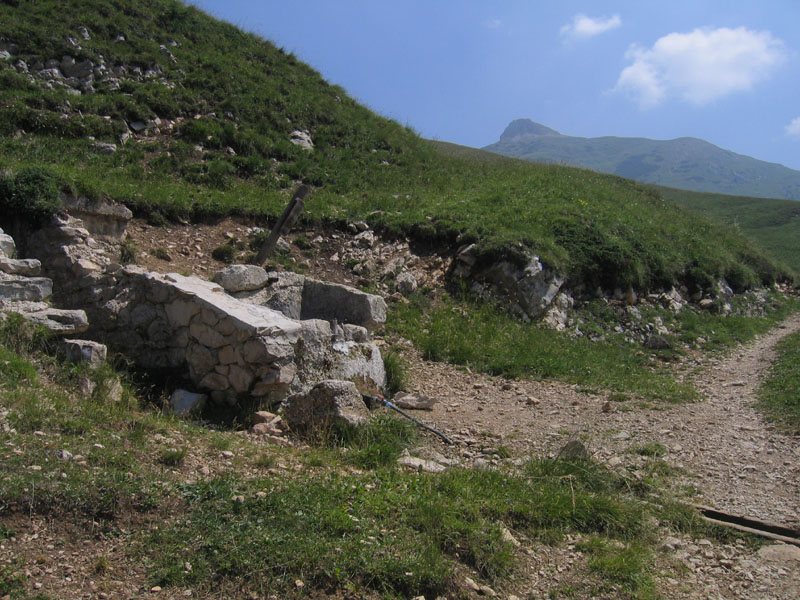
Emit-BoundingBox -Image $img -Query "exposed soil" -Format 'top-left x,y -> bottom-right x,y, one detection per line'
3,217 -> 799,599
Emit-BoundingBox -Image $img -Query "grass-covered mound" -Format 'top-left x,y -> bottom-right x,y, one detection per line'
0,0 -> 792,294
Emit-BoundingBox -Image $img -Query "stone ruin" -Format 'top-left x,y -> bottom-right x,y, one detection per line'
2,200 -> 387,415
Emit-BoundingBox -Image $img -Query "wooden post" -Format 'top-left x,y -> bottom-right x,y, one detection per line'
256,185 -> 310,265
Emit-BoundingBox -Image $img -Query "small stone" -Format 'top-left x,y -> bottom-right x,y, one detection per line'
221,450 -> 234,458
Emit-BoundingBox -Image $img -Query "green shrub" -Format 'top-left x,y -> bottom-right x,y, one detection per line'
0,166 -> 62,225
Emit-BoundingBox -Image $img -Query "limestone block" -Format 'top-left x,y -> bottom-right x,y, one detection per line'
0,257 -> 41,276
282,380 -> 369,432
1,303 -> 89,336
63,339 -> 107,365
130,303 -> 157,328
234,271 -> 305,319
212,264 -> 268,293
218,345 -> 239,365
301,278 -> 387,330
0,275 -> 53,302
186,343 -> 216,376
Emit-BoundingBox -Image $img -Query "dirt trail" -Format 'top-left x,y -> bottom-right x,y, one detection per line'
404,314 -> 800,527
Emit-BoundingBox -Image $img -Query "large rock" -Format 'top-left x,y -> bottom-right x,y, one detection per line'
301,278 -> 387,330
63,339 -> 107,365
236,272 -> 387,331
282,379 -> 369,432
212,264 -> 268,293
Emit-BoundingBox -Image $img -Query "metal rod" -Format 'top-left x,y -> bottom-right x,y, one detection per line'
364,395 -> 454,445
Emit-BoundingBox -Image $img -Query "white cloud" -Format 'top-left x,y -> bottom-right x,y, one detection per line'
615,27 -> 786,109
484,18 -> 502,30
787,117 -> 800,138
560,14 -> 621,39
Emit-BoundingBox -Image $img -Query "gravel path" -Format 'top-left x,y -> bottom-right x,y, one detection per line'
400,314 -> 800,598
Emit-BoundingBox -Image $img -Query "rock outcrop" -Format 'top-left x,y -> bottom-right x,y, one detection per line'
451,244 -> 564,321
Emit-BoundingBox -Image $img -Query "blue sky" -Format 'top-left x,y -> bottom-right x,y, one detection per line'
188,1 -> 800,170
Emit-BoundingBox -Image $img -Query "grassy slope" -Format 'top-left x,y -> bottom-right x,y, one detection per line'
658,186 -> 800,276
0,0 -> 792,294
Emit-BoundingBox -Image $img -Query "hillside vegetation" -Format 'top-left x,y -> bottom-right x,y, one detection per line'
0,0 -> 793,294
658,186 -> 800,276
485,118 -> 800,201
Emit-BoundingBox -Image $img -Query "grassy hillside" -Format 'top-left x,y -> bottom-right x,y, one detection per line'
485,120 -> 800,201
658,186 -> 800,275
0,0 -> 792,293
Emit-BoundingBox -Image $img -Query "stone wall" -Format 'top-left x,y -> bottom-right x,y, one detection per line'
24,212 -> 387,409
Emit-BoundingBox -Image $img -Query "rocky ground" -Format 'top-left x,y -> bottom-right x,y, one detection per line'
3,217 -> 799,599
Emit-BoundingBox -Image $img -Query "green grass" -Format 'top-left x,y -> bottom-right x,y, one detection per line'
387,291 -> 800,402
758,329 -> 800,432
660,186 -> 800,276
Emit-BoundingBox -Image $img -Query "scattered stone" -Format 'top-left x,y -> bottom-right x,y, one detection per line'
395,271 -> 418,295
392,392 -> 437,410
397,449 -> 447,473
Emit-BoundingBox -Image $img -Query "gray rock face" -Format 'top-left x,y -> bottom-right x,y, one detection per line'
212,264 -> 268,293
282,379 -> 369,431
60,57 -> 94,79
90,141 -> 117,155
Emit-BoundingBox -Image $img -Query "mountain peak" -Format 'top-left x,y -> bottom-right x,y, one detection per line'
499,119 -> 561,141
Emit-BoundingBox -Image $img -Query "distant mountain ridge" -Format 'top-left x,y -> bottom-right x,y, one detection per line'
484,119 -> 800,201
